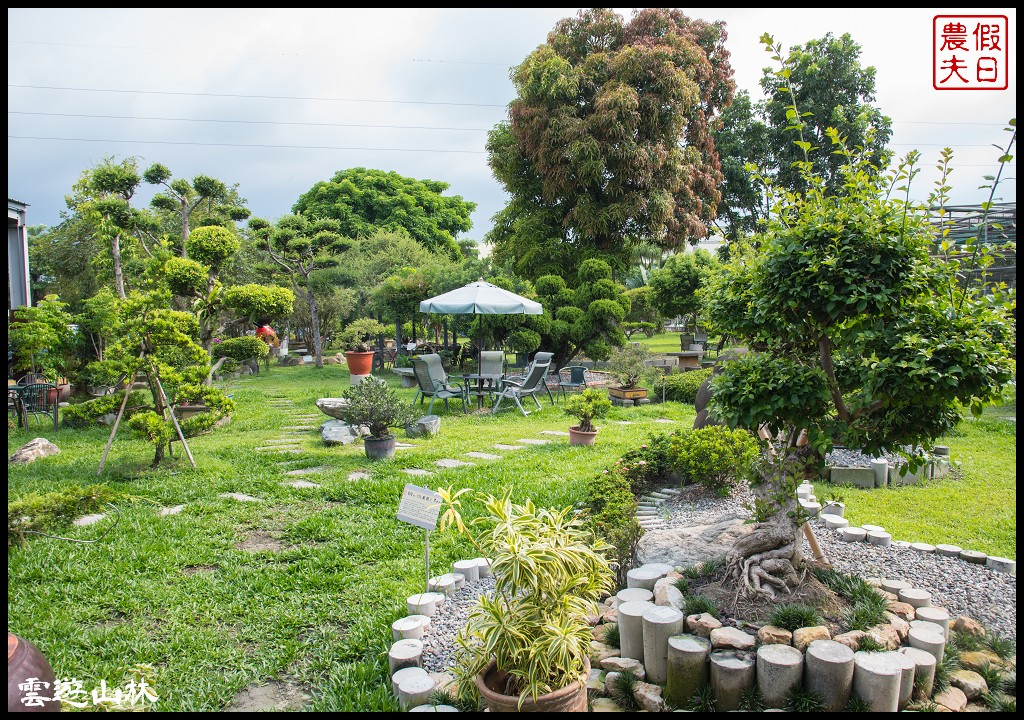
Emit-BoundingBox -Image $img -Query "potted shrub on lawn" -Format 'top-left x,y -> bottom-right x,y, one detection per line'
607,344 -> 653,401
337,377 -> 414,460
564,388 -> 612,446
437,488 -> 614,712
340,318 -> 389,377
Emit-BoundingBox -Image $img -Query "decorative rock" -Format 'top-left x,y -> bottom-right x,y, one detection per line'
935,543 -> 963,557
397,673 -> 436,710
601,656 -> 645,680
934,686 -> 968,712
617,600 -> 654,661
878,589 -> 899,603
907,624 -> 946,664
391,666 -> 430,696
405,415 -> 441,439
757,643 -> 803,709
899,646 -> 937,699
958,549 -> 988,565
626,566 -> 663,590
586,667 -> 605,693
792,626 -> 830,652
839,526 -> 867,542
9,437 -> 60,464
950,669 -> 988,700
643,605 -> 685,683
882,612 -> 911,642
590,641 -> 619,666
492,444 -> 524,451
666,635 -> 711,709
951,616 -> 985,638
636,513 -> 753,568
452,559 -> 480,583
710,626 -> 756,651
886,602 -> 916,621
685,612 -> 722,638
898,587 -> 932,608
616,588 -> 654,604
985,556 -> 1016,574
388,638 -> 424,674
464,452 -> 500,460
866,530 -> 892,547
633,681 -> 665,713
315,397 -> 351,419
653,582 -> 685,612
880,578 -> 912,594
833,630 -> 868,651
911,542 -> 936,553
392,615 -> 430,641
757,625 -> 793,646
710,650 -> 756,712
865,623 -> 902,651
915,606 -> 951,639
285,479 -> 319,489
804,640 -> 855,712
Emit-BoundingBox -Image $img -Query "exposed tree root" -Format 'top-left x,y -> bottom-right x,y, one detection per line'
724,515 -> 805,600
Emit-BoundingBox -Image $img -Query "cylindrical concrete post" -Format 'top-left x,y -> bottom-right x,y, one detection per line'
392,615 -> 430,641
642,605 -> 685,683
710,650 -> 755,712
867,530 -> 892,547
880,579 -> 912,594
915,606 -> 951,639
391,666 -> 429,696
898,588 -> 932,608
666,635 -> 711,709
839,527 -> 867,542
453,559 -> 480,582
823,514 -> 850,530
618,600 -> 654,661
388,638 -> 424,674
804,639 -> 855,712
407,593 -> 438,617
398,673 -> 436,710
476,557 -> 493,578
852,651 -> 902,712
907,625 -> 945,664
428,574 -> 458,597
626,566 -> 663,590
891,651 -> 917,710
871,458 -> 888,487
899,646 -> 937,699
616,587 -> 654,604
756,643 -> 804,709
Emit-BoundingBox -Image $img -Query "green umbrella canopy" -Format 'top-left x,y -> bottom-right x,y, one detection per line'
419,279 -> 542,315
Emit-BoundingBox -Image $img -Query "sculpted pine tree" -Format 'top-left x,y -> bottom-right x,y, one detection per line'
704,37 -> 1014,600
487,8 -> 735,279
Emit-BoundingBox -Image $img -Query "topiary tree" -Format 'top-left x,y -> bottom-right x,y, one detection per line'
702,37 -> 1014,601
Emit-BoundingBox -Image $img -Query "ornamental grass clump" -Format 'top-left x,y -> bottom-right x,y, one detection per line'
438,488 -> 614,709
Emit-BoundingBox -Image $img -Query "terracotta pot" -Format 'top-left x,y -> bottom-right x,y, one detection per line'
476,657 -> 590,712
364,434 -> 396,460
345,351 -> 375,376
568,426 -> 598,446
8,633 -> 61,712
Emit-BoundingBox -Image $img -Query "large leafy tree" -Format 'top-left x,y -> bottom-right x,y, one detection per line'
487,8 -> 735,279
291,167 -> 476,260
648,248 -> 719,330
711,90 -> 772,241
704,40 -> 1014,601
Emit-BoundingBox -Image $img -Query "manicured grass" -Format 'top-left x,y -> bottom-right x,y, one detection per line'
7,364 -> 693,711
632,331 -> 684,354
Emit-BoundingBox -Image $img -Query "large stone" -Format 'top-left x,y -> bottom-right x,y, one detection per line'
600,656 -> 645,680
886,602 -> 916,621
833,630 -> 868,651
757,643 -> 803,708
685,613 -> 722,638
951,616 -> 986,638
405,415 -> 441,439
882,612 -> 911,642
710,650 -> 756,712
653,580 -> 685,612
589,698 -> 626,712
666,635 -> 710,710
757,625 -> 793,646
633,681 -> 664,713
710,627 -> 756,651
636,513 -> 753,567
957,650 -> 1007,673
793,626 -> 830,652
866,623 -> 902,651
589,641 -> 620,665
934,686 -> 968,712
9,437 -> 60,464
804,640 -> 855,712
315,397 -> 351,419
320,419 -> 363,446
949,670 -> 988,700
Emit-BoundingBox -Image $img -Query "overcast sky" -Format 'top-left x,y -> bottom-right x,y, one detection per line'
8,7 -> 1017,243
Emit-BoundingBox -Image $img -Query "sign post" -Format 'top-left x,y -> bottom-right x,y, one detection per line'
396,484 -> 443,594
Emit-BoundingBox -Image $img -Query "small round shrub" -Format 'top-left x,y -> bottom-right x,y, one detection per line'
668,426 -> 759,495
650,367 -> 713,404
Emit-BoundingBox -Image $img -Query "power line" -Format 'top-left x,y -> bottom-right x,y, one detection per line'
7,134 -> 487,154
7,110 -> 490,133
7,84 -> 508,109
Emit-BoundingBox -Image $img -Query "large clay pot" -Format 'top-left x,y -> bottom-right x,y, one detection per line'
476,657 -> 589,712
568,426 -> 598,447
8,633 -> 61,712
364,434 -> 396,460
345,351 -> 375,376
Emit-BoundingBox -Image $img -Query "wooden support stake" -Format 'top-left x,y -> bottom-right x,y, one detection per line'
96,382 -> 133,476
150,359 -> 196,468
803,522 -> 828,565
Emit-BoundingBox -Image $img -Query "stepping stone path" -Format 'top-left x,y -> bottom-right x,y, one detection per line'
256,447 -> 303,454
284,480 -> 320,489
539,430 -> 570,436
403,469 -> 434,476
262,439 -> 304,446
654,418 -> 676,423
285,466 -> 333,476
435,459 -> 474,468
615,421 -> 634,425
516,439 -> 550,445
465,452 -> 501,460
159,505 -> 185,516
493,444 -> 525,450
348,471 -> 371,481
73,514 -> 106,526
220,493 -> 260,502
282,426 -> 316,431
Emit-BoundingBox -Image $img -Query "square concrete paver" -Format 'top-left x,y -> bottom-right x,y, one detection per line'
403,468 -> 434,476
493,444 -> 525,450
465,452 -> 501,460
285,466 -> 333,476
539,430 -> 570,436
220,493 -> 260,502
436,459 -> 474,468
284,480 -> 320,489
516,439 -> 550,445
159,505 -> 185,516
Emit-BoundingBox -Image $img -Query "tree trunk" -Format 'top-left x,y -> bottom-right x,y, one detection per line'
111,232 -> 126,299
308,288 -> 324,369
180,200 -> 190,257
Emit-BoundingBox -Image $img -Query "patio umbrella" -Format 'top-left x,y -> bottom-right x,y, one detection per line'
419,278 -> 542,352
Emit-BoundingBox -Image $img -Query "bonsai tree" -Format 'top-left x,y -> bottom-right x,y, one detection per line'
437,488 -> 614,710
607,344 -> 653,389
337,378 -> 414,439
339,318 -> 389,353
564,388 -> 612,433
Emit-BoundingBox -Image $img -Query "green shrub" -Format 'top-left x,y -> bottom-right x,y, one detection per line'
603,623 -> 620,648
62,391 -> 148,428
609,669 -> 641,711
583,472 -> 641,587
650,367 -> 712,403
610,432 -> 676,497
668,426 -> 759,495
769,603 -> 823,632
213,336 -> 269,361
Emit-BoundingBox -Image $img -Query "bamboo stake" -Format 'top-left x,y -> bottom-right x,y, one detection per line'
149,359 -> 196,468
804,523 -> 828,565
97,349 -> 146,475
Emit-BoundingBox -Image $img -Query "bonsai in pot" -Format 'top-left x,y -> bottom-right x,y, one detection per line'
607,344 -> 652,400
340,318 -> 389,377
564,388 -> 612,446
437,488 -> 614,712
337,377 -> 414,460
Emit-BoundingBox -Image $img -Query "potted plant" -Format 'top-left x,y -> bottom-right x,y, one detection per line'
437,488 -> 614,712
564,388 -> 612,446
340,318 -> 389,377
607,344 -> 652,400
337,377 -> 414,460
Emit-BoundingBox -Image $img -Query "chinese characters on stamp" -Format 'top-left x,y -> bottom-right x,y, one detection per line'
18,676 -> 158,709
934,15 -> 1009,90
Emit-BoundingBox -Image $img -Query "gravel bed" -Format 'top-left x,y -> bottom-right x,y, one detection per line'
825,447 -> 906,468
420,577 -> 495,674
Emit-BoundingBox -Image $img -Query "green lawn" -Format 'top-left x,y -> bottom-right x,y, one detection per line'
7,365 -> 1015,710
632,331 -> 684,353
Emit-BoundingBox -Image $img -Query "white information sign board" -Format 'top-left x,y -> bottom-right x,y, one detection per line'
397,484 -> 443,531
